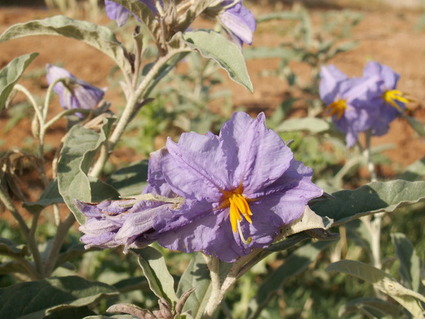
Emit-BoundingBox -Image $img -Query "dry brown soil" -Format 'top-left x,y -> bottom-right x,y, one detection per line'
1,3 -> 425,187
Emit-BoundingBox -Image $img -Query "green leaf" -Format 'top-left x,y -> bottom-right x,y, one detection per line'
176,253 -> 211,319
327,260 -> 425,318
133,246 -> 178,305
398,157 -> 425,181
0,276 -> 118,319
391,233 -> 421,292
0,52 -> 38,111
312,180 -> 425,226
44,307 -> 95,319
405,115 -> 425,137
106,160 -> 149,197
24,178 -> 119,215
57,118 -> 117,224
276,117 -> 331,133
0,237 -> 28,258
183,30 -> 253,92
339,297 -> 402,318
250,241 -> 332,319
0,16 -> 130,74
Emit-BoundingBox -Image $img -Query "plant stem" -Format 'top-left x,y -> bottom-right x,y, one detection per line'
90,48 -> 189,178
0,186 -> 44,279
203,255 -> 222,318
43,213 -> 75,276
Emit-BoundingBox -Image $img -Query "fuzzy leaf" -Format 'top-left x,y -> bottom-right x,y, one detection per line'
391,233 -> 421,292
176,254 -> 211,319
0,276 -> 117,319
398,157 -> 425,181
183,30 -> 253,92
57,118 -> 118,224
0,16 -> 130,73
276,117 -> 331,133
0,52 -> 38,111
312,180 -> 425,226
133,247 -> 178,305
327,260 -> 425,318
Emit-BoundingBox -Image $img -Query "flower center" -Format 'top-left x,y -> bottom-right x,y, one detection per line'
382,89 -> 409,112
325,99 -> 347,120
220,187 -> 253,244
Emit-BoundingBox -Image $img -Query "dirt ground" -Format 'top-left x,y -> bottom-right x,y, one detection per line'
1,2 -> 425,183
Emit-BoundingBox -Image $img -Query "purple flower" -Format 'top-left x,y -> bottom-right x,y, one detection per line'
219,1 -> 256,46
361,61 -> 409,136
104,0 -> 159,26
46,64 -> 104,116
319,65 -> 376,147
146,112 -> 322,262
77,198 -> 181,251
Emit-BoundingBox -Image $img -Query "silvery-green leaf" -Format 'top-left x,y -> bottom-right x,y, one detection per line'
0,276 -> 117,319
312,180 -> 425,226
0,16 -> 130,74
327,260 -> 425,318
0,52 -> 38,111
183,30 -> 253,92
57,117 -> 117,224
398,157 -> 425,181
276,117 -> 331,133
391,233 -> 421,292
133,246 -> 178,305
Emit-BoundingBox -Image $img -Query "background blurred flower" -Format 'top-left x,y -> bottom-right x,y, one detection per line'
361,61 -> 409,136
46,64 -> 104,116
218,0 -> 256,46
320,65 -> 376,147
104,0 -> 158,27
147,112 -> 322,262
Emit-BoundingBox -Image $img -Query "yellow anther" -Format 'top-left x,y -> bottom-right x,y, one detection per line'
325,99 -> 347,120
220,188 -> 254,244
382,89 -> 410,113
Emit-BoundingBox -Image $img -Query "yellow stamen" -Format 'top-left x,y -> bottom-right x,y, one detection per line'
325,99 -> 347,120
382,89 -> 410,113
220,188 -> 253,244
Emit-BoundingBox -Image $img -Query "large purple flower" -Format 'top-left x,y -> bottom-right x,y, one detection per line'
46,64 -> 104,116
219,0 -> 256,46
361,61 -> 409,136
319,65 -> 376,147
146,112 -> 322,262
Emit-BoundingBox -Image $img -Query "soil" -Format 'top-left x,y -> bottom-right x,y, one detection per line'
1,2 -> 425,196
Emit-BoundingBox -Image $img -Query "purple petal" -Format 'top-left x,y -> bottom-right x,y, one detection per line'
219,1 -> 256,45
45,64 -> 104,115
219,112 -> 294,193
105,0 -> 131,27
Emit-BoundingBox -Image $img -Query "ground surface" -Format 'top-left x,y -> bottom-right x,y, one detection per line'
1,2 -> 425,186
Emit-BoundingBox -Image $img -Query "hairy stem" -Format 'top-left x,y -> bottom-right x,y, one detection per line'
90,48 -> 189,178
203,255 -> 222,318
